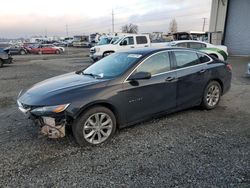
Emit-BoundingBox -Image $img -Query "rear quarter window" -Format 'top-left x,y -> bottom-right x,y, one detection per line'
198,53 -> 211,63
189,42 -> 206,49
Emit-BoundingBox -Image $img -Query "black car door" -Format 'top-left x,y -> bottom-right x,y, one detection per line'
172,50 -> 211,108
122,51 -> 177,123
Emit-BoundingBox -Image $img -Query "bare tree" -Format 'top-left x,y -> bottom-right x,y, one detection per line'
121,23 -> 138,34
169,18 -> 178,33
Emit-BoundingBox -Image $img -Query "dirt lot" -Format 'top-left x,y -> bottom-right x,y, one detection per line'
0,48 -> 249,187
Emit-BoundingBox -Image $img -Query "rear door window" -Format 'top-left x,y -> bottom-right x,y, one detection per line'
198,53 -> 211,63
176,42 -> 188,48
173,51 -> 200,68
136,36 -> 148,44
189,42 -> 206,49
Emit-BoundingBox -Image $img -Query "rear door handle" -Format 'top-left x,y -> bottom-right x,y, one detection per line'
130,46 -> 135,48
199,69 -> 206,74
144,45 -> 149,47
165,77 -> 178,82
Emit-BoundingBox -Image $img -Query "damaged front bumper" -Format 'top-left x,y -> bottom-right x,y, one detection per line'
38,117 -> 66,138
17,101 -> 69,138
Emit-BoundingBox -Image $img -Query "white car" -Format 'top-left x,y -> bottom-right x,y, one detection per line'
89,34 -> 168,61
167,40 -> 228,61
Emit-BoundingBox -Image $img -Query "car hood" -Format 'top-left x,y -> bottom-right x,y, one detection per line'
96,44 -> 115,49
18,72 -> 108,106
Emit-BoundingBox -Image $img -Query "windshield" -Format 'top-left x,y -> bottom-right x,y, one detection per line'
83,53 -> 141,79
97,38 -> 112,45
110,37 -> 120,44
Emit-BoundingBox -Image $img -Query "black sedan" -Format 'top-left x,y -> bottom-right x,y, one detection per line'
17,48 -> 232,146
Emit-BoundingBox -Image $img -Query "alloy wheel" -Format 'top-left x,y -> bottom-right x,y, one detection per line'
206,84 -> 220,107
83,112 -> 113,144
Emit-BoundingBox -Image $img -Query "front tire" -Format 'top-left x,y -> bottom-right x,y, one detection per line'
72,106 -> 117,146
20,50 -> 26,55
201,81 -> 222,110
55,50 -> 60,54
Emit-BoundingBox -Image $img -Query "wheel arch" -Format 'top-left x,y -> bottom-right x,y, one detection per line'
209,53 -> 218,58
103,51 -> 115,57
206,78 -> 224,94
74,101 -> 122,128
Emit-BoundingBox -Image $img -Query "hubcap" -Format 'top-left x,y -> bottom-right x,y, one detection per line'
206,85 -> 220,107
83,113 -> 113,144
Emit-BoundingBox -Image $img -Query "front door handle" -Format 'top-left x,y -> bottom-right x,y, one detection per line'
165,77 -> 178,82
130,46 -> 135,48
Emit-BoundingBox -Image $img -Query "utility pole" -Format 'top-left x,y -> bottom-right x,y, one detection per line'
45,28 -> 47,37
112,9 -> 114,33
66,24 -> 69,36
202,17 -> 207,32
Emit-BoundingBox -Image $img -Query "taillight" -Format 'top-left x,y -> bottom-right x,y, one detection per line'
226,64 -> 232,71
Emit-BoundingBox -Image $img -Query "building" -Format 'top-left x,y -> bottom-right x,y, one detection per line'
209,0 -> 250,55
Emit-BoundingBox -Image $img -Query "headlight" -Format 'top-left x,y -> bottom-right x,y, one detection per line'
31,104 -> 70,115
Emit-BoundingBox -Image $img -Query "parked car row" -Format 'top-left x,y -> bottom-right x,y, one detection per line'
3,44 -> 65,55
89,33 -> 229,62
28,44 -> 65,54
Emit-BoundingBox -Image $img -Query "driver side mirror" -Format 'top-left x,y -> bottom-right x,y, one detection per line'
120,40 -> 127,46
128,71 -> 151,81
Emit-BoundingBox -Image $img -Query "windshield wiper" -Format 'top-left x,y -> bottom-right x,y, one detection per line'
82,72 -> 102,79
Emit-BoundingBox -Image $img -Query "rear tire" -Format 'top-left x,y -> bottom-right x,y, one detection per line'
72,106 -> 117,146
38,51 -> 42,55
201,81 -> 222,110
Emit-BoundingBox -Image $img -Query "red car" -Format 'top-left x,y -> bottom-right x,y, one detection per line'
29,45 -> 61,54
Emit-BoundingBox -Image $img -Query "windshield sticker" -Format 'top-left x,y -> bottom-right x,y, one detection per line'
128,54 -> 142,58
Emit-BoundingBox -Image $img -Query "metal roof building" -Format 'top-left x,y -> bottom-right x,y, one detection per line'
209,0 -> 250,55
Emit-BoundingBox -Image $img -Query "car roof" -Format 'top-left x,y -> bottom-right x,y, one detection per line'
123,47 -> 199,56
170,40 -> 207,44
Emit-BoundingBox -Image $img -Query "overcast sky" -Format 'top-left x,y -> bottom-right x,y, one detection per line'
0,0 -> 212,38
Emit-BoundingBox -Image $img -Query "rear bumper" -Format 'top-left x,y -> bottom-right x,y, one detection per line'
222,72 -> 232,95
247,63 -> 250,76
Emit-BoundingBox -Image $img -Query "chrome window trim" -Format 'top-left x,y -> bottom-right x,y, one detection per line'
123,49 -> 212,83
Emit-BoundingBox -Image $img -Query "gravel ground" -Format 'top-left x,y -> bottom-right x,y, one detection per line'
0,49 -> 249,187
